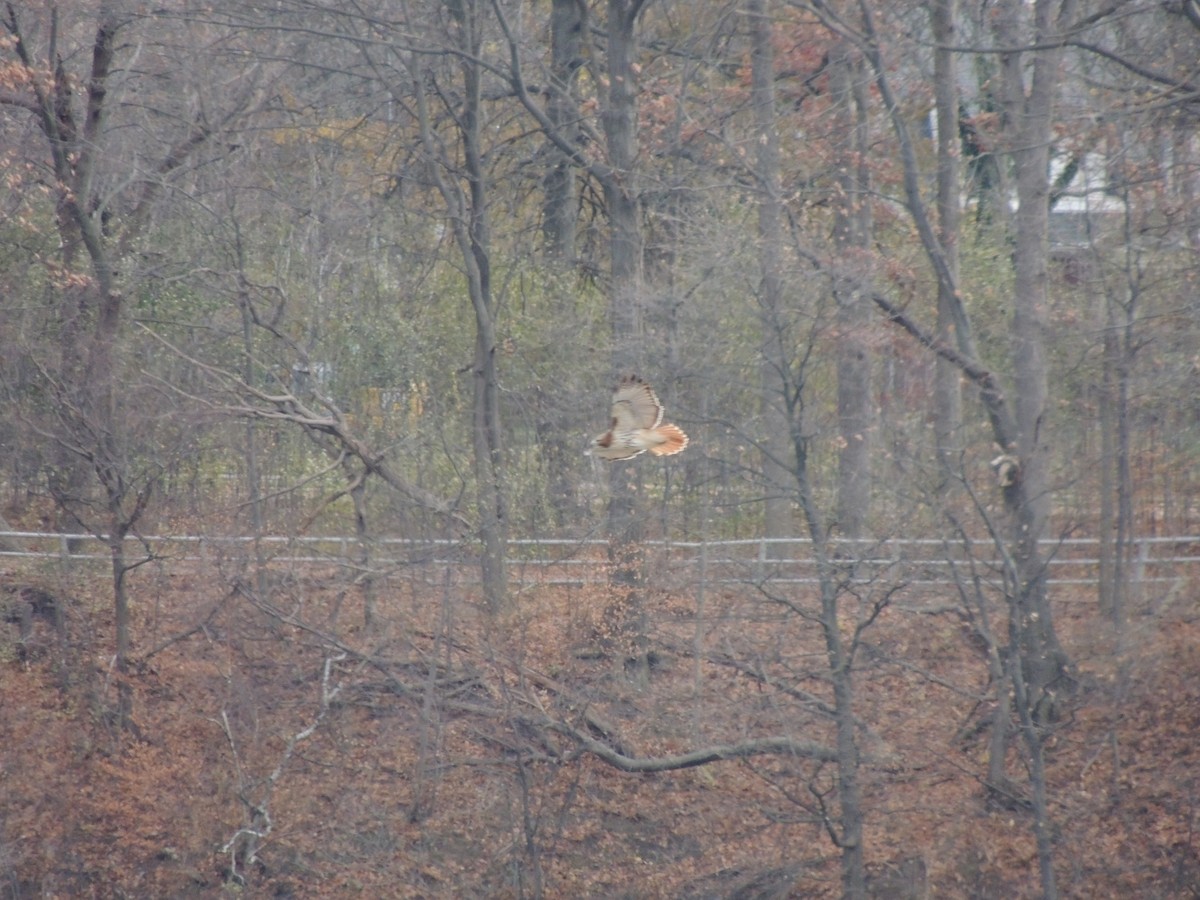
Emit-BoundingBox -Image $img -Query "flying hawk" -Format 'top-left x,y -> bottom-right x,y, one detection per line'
588,375 -> 688,461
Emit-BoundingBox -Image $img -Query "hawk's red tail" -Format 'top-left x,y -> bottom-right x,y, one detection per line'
648,424 -> 688,456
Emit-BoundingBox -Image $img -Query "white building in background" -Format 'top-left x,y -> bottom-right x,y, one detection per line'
1046,151 -> 1126,250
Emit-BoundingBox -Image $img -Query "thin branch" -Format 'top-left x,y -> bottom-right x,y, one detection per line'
137,324 -> 471,531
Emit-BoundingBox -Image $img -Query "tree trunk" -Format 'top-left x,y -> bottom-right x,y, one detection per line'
749,0 -> 796,553
1101,142 -> 1142,625
108,523 -> 134,730
454,0 -> 508,613
542,0 -> 584,262
238,276 -> 270,600
787,393 -> 866,899
602,0 -> 650,680
829,41 -> 874,540
1008,595 -> 1060,900
932,0 -> 964,484
1097,298 -> 1120,619
831,651 -> 865,900
994,0 -> 1075,716
537,0 -> 587,527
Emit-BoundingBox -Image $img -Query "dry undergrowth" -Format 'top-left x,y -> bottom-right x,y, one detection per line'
2,556 -> 1198,898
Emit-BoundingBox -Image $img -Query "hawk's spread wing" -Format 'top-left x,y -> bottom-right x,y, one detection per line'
610,376 -> 664,431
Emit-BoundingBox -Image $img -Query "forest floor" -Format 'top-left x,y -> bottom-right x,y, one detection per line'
2,545 -> 1199,898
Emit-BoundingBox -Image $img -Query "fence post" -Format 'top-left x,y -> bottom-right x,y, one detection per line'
1125,536 -> 1145,612
1133,537 -> 1148,587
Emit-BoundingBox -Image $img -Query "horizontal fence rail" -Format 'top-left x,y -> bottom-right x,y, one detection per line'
2,531 -> 1198,590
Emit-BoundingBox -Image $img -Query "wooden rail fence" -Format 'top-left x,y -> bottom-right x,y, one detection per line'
3,531 -> 1197,590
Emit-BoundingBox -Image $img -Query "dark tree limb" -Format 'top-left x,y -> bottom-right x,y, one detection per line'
870,292 -> 1015,449
547,720 -> 837,772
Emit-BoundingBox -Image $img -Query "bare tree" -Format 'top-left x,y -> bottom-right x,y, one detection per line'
1,1 -> 260,726
253,0 -> 511,610
756,308 -> 879,900
404,0 -> 509,613
810,0 -> 1076,708
787,2 -> 1085,890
